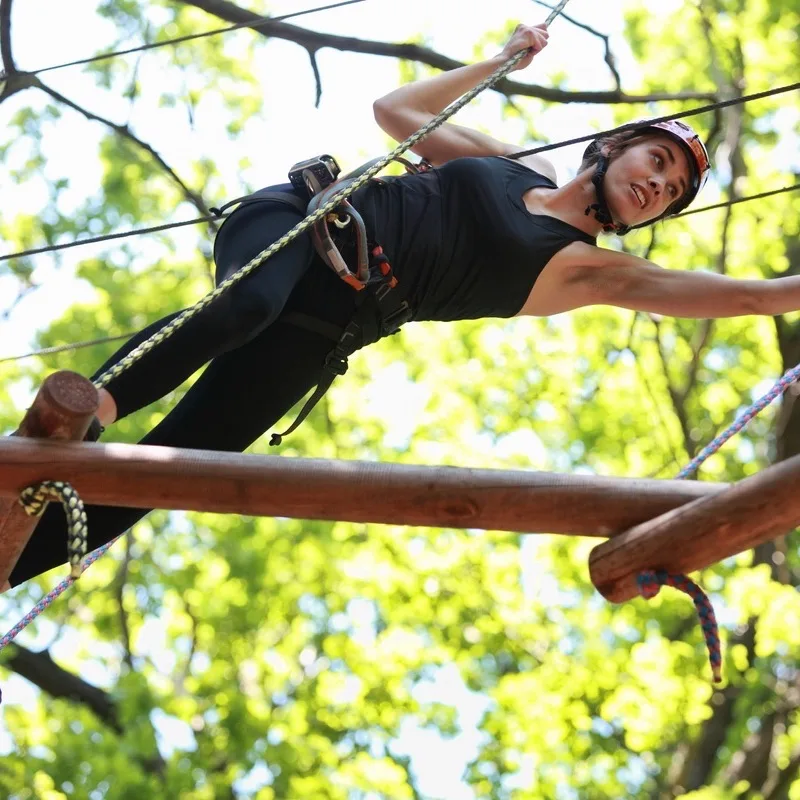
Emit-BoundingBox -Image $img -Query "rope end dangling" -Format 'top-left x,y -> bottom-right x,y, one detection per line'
269,433 -> 283,446
637,569 -> 723,684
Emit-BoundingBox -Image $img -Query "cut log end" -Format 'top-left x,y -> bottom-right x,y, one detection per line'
2,371 -> 98,585
15,371 -> 98,441
42,371 -> 99,416
590,570 -> 641,604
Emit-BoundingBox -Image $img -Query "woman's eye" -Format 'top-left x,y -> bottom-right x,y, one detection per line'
654,154 -> 662,168
668,185 -> 677,198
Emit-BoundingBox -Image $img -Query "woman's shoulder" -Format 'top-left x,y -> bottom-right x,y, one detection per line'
496,152 -> 558,185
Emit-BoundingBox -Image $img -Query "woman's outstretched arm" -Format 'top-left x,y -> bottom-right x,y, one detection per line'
373,23 -> 552,170
562,245 -> 800,319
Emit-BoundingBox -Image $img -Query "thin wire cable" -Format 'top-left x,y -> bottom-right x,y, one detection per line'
2,35 -> 795,263
508,82 -> 800,159
1,214 -> 221,261
24,0 -> 366,76
674,183 -> 800,218
0,333 -> 134,365
4,180 -> 798,264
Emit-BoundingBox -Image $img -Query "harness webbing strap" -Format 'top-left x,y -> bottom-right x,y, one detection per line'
280,312 -> 344,342
211,191 -> 307,217
271,279 -> 411,445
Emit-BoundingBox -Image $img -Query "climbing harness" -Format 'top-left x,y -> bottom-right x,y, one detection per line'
1,4 -> 567,656
86,27 -> 541,398
211,153 -> 428,444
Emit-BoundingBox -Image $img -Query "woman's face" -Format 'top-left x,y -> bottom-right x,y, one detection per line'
603,134 -> 692,225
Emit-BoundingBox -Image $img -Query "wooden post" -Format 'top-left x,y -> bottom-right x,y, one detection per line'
589,453 -> 800,603
0,372 -> 98,586
0,438 -> 727,537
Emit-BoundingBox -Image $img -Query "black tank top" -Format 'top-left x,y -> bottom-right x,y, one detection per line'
351,156 -> 596,321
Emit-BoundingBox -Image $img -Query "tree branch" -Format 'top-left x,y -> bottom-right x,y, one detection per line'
179,0 -> 715,106
531,0 -> 622,90
764,746 -> 800,800
0,0 -> 15,74
652,319 -> 696,458
675,621 -> 757,790
115,535 -> 135,671
3,643 -> 168,776
308,48 -> 322,107
34,78 -> 215,221
4,643 -> 121,732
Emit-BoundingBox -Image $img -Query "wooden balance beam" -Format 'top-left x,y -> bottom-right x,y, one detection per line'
0,437 -> 727,539
0,371 -> 98,586
589,452 -> 800,602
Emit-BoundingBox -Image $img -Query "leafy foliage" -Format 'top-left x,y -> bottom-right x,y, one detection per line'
1,1 -> 800,798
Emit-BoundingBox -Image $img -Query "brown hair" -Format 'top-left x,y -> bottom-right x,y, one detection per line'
578,130 -> 648,173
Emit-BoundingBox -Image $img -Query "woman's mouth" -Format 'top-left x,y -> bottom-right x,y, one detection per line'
630,184 -> 648,210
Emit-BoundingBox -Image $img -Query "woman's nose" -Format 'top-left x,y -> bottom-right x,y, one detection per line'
648,177 -> 662,195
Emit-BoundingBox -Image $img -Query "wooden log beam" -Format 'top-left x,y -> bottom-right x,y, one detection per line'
589,453 -> 800,602
0,372 -> 98,586
0,438 -> 727,537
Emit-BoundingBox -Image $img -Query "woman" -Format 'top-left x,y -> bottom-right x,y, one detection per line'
7,23 -> 799,587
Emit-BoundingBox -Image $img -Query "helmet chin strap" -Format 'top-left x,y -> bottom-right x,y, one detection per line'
584,155 -> 631,236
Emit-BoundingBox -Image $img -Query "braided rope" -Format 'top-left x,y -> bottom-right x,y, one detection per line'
638,570 -> 722,682
676,362 -> 800,479
18,481 -> 88,579
0,535 -> 122,651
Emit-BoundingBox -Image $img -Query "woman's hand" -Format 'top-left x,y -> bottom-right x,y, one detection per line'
498,23 -> 549,72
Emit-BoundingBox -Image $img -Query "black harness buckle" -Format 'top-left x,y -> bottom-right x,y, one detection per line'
380,301 -> 412,335
324,350 -> 349,376
288,154 -> 341,197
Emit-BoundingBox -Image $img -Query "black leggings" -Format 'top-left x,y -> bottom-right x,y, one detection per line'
10,200 -> 358,586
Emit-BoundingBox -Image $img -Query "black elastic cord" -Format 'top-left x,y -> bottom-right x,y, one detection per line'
0,333 -> 135,364
674,183 -> 800,218
1,215 -> 223,261
508,82 -> 800,159
4,182 -> 798,264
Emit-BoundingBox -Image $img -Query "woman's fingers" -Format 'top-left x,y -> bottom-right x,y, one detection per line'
502,22 -> 549,70
497,22 -> 551,72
